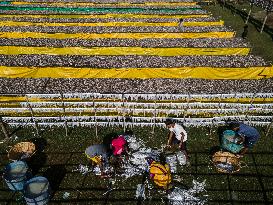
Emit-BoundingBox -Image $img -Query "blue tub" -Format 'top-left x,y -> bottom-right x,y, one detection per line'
221,130 -> 243,154
23,176 -> 51,205
3,161 -> 29,191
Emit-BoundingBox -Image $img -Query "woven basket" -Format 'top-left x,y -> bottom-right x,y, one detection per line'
212,151 -> 240,174
8,142 -> 36,161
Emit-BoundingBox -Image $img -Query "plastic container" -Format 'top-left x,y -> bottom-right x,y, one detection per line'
23,176 -> 51,205
3,161 -> 29,191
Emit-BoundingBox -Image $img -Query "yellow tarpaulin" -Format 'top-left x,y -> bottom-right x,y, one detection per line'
0,32 -> 235,39
0,46 -> 250,56
1,96 -> 273,103
0,14 -> 210,19
0,21 -> 179,27
0,20 -> 224,27
0,66 -> 272,79
12,2 -> 198,6
183,21 -> 224,26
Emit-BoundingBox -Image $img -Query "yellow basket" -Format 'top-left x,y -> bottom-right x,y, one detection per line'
212,151 -> 241,174
8,142 -> 36,161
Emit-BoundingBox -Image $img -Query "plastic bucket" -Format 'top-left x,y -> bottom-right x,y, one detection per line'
221,130 -> 243,154
23,176 -> 51,205
3,161 -> 29,191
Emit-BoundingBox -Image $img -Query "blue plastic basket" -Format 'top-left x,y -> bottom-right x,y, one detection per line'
23,176 -> 51,205
3,161 -> 29,191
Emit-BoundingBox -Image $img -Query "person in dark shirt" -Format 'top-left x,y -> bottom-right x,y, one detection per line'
178,18 -> 184,30
241,24 -> 248,39
229,122 -> 260,156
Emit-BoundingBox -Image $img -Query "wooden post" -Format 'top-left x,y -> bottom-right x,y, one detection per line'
265,120 -> 273,137
93,99 -> 98,139
183,93 -> 190,124
260,12 -> 268,33
60,92 -> 68,137
132,105 -> 135,129
245,93 -> 256,123
245,3 -> 253,24
122,94 -> 126,133
0,116 -> 9,139
234,92 -> 240,120
151,94 -> 157,134
26,95 -> 39,136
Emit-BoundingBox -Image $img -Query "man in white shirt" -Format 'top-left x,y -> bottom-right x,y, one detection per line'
165,119 -> 189,163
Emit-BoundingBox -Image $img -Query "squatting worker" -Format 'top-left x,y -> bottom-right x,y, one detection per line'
85,144 -> 109,177
229,121 -> 260,157
179,18 -> 184,29
146,153 -> 172,190
165,119 -> 189,164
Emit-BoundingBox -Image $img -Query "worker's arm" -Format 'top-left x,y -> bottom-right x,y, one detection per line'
178,132 -> 185,148
124,143 -> 130,153
99,162 -> 104,174
167,131 -> 174,147
124,143 -> 130,160
99,156 -> 108,178
238,146 -> 248,156
236,135 -> 245,144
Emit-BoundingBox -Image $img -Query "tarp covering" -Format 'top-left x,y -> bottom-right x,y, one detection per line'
0,14 -> 210,19
0,66 -> 272,79
0,21 -> 179,27
0,5 -> 202,13
0,32 -> 235,39
0,46 -> 250,56
1,96 -> 273,103
0,21 -> 224,27
10,2 -> 198,6
0,20 -> 224,27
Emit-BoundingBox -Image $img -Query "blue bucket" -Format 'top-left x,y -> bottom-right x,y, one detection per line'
23,176 -> 51,205
3,161 -> 29,191
221,130 -> 243,154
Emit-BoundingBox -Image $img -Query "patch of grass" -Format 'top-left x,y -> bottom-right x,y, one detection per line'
0,125 -> 272,204
204,3 -> 273,62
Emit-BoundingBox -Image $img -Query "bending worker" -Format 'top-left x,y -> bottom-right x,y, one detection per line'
85,144 -> 109,177
165,119 -> 189,164
146,153 -> 172,190
229,122 -> 260,157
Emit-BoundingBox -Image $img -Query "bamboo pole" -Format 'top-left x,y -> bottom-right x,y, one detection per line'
0,116 -> 9,139
93,99 -> 98,139
60,92 -> 68,137
152,94 -> 157,134
245,3 -> 253,24
132,105 -> 135,129
244,93 -> 256,124
122,94 -> 126,133
26,95 -> 39,136
265,120 -> 273,137
183,93 -> 190,124
260,12 -> 268,33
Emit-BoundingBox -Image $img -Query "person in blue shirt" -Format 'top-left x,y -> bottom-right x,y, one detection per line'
229,122 -> 260,156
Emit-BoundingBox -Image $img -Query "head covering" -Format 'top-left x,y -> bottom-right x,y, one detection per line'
112,135 -> 126,155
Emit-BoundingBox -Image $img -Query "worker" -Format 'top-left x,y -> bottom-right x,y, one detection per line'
165,119 -> 189,164
85,144 -> 109,177
229,122 -> 260,157
146,153 -> 172,190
